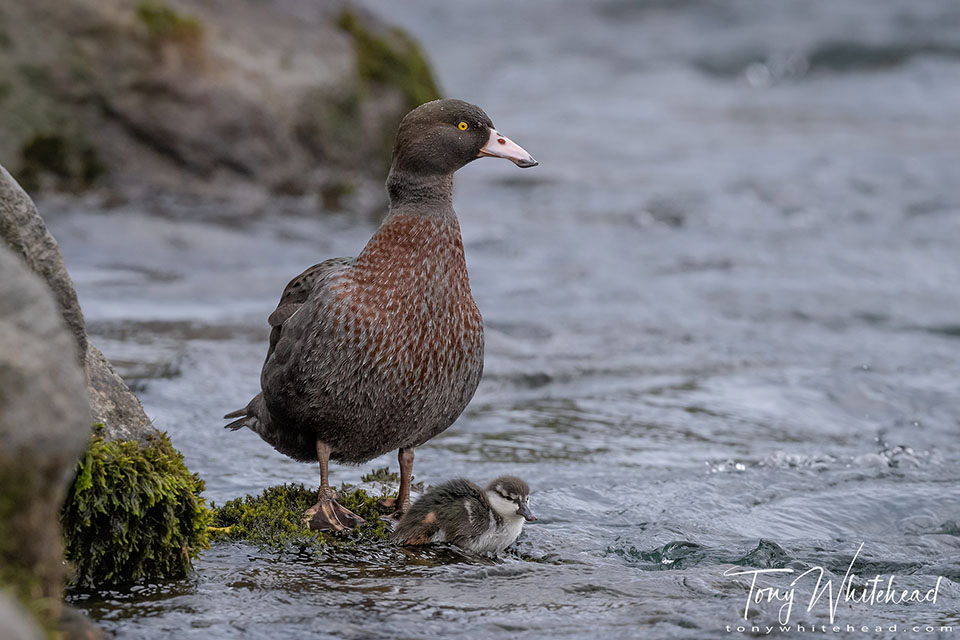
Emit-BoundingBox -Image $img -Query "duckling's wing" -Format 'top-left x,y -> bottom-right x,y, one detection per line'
264,257 -> 354,361
393,484 -> 452,545
449,493 -> 492,545
393,505 -> 442,545
395,479 -> 486,546
436,480 -> 491,545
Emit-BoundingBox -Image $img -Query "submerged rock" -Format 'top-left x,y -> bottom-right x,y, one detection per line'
0,243 -> 90,629
0,0 -> 441,206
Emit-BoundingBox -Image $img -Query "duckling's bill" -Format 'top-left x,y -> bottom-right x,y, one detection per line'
518,502 -> 537,522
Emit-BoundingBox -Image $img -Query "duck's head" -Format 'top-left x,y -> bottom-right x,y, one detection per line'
390,99 -> 538,176
486,476 -> 536,522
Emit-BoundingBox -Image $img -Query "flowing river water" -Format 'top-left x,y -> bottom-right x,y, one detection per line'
45,1 -> 960,637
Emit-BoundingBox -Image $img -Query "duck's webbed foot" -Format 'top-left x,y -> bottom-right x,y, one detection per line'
304,439 -> 365,532
303,494 -> 366,532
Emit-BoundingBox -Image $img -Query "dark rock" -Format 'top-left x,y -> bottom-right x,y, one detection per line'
0,162 -> 156,442
0,243 -> 90,628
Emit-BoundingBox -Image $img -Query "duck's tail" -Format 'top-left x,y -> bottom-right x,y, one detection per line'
223,393 -> 267,433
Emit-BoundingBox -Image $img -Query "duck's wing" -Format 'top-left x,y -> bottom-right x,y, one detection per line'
265,257 -> 354,361
393,480 -> 464,545
224,257 -> 354,433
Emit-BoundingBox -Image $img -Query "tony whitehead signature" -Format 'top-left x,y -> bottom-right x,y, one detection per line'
724,543 -> 943,624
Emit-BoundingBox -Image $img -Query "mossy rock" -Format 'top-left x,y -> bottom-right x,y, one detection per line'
210,482 -> 395,554
336,9 -> 441,110
60,427 -> 211,589
16,132 -> 105,193
135,1 -> 204,47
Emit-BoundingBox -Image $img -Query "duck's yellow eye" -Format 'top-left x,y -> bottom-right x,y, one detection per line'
457,121 -> 468,131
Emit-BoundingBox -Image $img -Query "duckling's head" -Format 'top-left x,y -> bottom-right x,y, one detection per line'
485,476 -> 536,522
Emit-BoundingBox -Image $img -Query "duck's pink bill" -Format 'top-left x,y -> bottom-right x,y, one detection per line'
478,128 -> 538,168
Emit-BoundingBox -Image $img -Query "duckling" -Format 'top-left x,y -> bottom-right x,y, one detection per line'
393,476 -> 536,554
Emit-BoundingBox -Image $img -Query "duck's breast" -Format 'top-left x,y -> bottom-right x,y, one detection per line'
268,213 -> 484,461
347,214 -> 484,443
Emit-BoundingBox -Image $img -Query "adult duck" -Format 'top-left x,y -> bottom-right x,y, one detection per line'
225,99 -> 537,530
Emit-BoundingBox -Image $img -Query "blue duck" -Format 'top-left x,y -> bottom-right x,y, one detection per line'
225,99 -> 537,530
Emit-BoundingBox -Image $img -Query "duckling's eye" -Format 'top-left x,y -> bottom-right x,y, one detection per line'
457,121 -> 469,131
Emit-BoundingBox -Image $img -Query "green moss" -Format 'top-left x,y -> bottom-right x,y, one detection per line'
336,9 -> 441,110
0,80 -> 12,102
60,428 -> 211,588
135,1 -> 204,46
17,132 -> 105,192
361,466 -> 425,492
211,482 -> 393,552
361,467 -> 400,484
0,30 -> 11,50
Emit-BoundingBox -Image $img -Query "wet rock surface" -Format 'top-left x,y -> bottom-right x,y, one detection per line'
0,164 -> 87,360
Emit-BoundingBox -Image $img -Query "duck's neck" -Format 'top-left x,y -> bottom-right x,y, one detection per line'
386,168 -> 455,218
354,169 -> 465,277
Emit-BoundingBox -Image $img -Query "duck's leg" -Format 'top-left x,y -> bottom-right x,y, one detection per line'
383,447 -> 415,527
303,439 -> 365,531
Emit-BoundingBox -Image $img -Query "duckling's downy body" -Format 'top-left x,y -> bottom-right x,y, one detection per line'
393,476 -> 536,554
224,100 -> 537,530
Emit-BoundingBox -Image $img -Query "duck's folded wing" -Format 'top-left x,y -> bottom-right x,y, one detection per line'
264,257 -> 353,361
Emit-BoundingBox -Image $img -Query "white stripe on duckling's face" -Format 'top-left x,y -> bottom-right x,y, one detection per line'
486,490 -> 524,520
